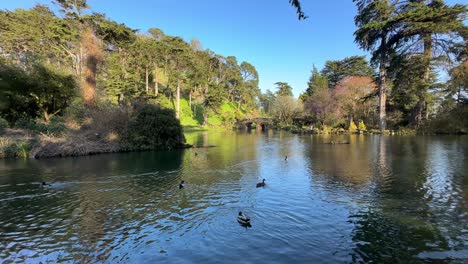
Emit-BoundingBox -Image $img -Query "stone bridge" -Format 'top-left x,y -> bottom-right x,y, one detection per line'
236,117 -> 273,131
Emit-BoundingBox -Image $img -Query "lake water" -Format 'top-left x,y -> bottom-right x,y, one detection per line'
0,131 -> 467,263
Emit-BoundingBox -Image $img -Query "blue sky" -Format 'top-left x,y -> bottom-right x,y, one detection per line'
3,0 -> 458,96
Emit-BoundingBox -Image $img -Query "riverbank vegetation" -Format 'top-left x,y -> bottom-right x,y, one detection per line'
0,0 -> 261,158
0,0 -> 466,158
260,1 -> 467,134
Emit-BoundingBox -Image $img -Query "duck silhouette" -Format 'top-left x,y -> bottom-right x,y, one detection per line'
42,181 -> 51,187
237,211 -> 251,226
256,179 -> 266,188
179,180 -> 185,189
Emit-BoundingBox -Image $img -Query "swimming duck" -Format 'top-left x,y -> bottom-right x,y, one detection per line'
179,180 -> 185,189
256,179 -> 266,188
42,181 -> 51,187
237,211 -> 251,226
284,156 -> 288,161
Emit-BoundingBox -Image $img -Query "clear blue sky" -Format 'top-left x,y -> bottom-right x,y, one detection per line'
2,0 -> 459,96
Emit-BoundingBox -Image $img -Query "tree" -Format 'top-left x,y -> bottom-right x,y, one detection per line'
222,56 -> 243,103
0,61 -> 76,123
53,0 -> 89,19
447,60 -> 467,105
162,36 -> 193,119
239,61 -> 260,109
388,0 -> 467,126
304,89 -> 343,127
0,5 -> 77,66
271,96 -> 302,125
259,89 -> 276,114
335,76 -> 378,126
354,0 -> 398,130
321,55 -> 374,88
275,82 -> 294,96
305,65 -> 328,96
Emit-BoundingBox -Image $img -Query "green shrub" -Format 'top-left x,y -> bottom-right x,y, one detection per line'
0,138 -> 32,158
64,98 -> 88,123
15,118 -> 37,130
15,118 -> 66,136
121,104 -> 185,150
420,105 -> 468,134
0,117 -> 8,133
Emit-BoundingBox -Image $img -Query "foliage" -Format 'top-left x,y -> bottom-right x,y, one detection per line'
289,0 -> 308,20
259,89 -> 276,114
15,118 -> 66,137
335,76 -> 378,127
321,56 -> 374,88
358,120 -> 367,131
275,82 -> 294,97
0,2 -> 261,131
121,104 -> 185,150
0,61 -> 76,124
349,120 -> 358,132
271,95 -> 302,125
304,88 -> 343,127
0,138 -> 33,159
0,117 -> 8,133
305,66 -> 328,96
446,60 -> 468,104
420,104 -> 468,134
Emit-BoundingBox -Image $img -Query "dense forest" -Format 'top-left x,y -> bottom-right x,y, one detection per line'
0,0 -> 467,158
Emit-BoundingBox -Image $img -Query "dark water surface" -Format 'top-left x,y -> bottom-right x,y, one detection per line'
0,131 -> 467,263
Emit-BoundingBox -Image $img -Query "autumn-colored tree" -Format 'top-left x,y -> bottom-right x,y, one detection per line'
304,89 -> 343,127
334,76 -> 377,126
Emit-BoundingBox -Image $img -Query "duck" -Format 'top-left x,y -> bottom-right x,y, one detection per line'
179,180 -> 185,189
284,155 -> 288,161
256,179 -> 266,188
237,211 -> 251,226
41,181 -> 51,187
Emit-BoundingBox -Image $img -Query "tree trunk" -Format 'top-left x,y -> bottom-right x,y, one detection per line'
378,34 -> 388,131
145,66 -> 149,93
203,84 -> 209,126
189,90 -> 192,109
412,34 -> 432,127
176,79 -> 181,119
43,109 -> 50,123
203,111 -> 208,126
154,65 -> 159,96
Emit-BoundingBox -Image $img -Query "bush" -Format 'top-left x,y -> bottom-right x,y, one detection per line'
121,104 -> 185,150
358,120 -> 367,131
420,105 -> 468,134
15,118 -> 66,136
348,120 -> 358,132
64,98 -> 88,124
15,118 -> 37,130
0,138 -> 32,158
0,117 -> 8,133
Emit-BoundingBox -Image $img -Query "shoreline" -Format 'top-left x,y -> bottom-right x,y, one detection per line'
2,127 -> 466,160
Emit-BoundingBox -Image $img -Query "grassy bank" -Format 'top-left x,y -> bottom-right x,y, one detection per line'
0,102 -> 187,159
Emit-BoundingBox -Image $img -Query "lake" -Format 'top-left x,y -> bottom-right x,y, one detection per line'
0,131 -> 467,263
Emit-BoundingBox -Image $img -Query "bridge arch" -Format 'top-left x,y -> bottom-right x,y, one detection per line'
236,118 -> 273,131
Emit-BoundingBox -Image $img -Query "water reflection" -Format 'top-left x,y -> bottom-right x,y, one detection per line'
0,132 -> 466,263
